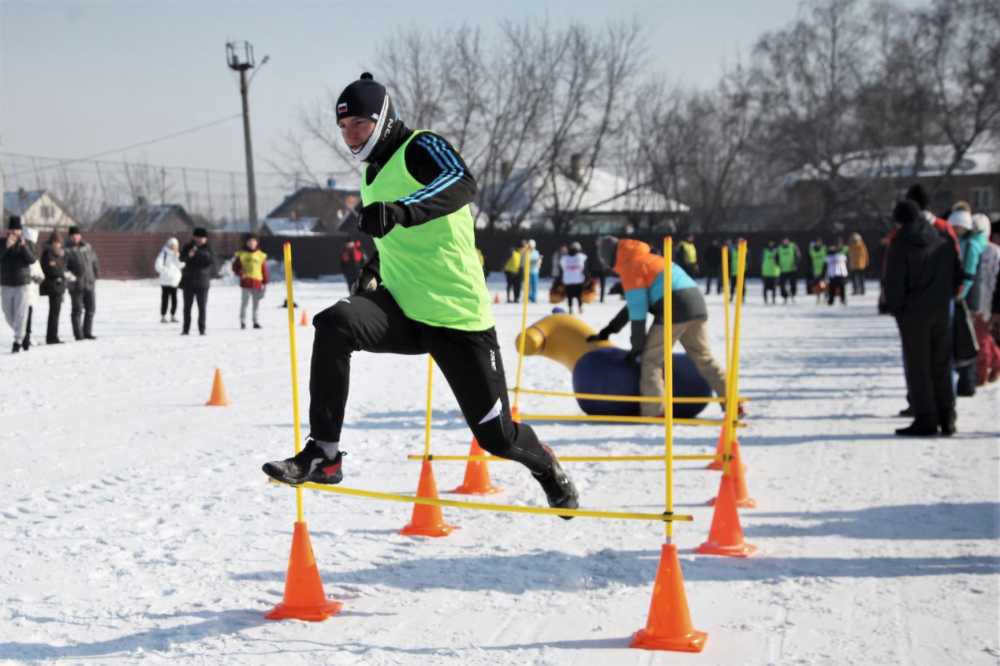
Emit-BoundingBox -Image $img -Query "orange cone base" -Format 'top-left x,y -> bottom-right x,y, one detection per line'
266,522 -> 343,622
695,539 -> 757,558
452,483 -> 502,495
631,627 -> 708,652
266,598 -> 343,622
629,544 -> 707,653
706,494 -> 757,509
400,521 -> 457,538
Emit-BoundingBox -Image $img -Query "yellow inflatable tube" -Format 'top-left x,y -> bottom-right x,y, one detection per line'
515,314 -> 614,372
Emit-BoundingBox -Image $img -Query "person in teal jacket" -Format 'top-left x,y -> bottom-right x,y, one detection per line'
949,205 -> 987,397
263,73 -> 578,516
761,241 -> 781,304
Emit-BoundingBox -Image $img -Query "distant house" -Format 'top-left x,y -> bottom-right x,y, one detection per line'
3,188 -> 78,232
91,199 -> 196,233
784,134 -> 1000,230
266,186 -> 362,234
479,159 -> 689,233
260,216 -> 323,236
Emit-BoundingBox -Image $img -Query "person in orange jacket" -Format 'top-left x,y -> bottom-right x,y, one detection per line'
847,233 -> 870,295
232,234 -> 269,329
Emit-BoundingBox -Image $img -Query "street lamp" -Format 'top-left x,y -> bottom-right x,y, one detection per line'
226,40 -> 268,232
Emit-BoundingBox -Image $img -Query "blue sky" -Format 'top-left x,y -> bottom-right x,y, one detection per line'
0,0 -> 920,179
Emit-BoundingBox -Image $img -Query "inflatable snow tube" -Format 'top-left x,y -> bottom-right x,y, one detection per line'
572,347 -> 710,418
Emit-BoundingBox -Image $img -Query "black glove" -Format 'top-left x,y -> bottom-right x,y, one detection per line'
586,327 -> 611,343
350,265 -> 380,295
358,202 -> 403,238
624,348 -> 641,364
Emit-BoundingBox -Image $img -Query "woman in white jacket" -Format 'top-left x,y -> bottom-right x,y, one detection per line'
154,238 -> 183,323
21,227 -> 45,349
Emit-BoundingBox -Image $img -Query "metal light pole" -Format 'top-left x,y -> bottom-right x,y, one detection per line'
226,41 -> 268,233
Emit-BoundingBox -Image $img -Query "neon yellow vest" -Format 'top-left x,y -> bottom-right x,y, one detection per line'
361,131 -> 493,331
235,249 -> 267,281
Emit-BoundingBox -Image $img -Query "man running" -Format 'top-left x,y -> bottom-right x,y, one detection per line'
263,73 -> 579,516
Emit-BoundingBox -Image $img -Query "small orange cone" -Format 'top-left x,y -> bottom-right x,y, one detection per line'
630,543 -> 707,652
266,521 -> 343,621
493,292 -> 501,304
205,368 -> 229,406
401,458 -> 457,537
511,405 -> 521,423
706,439 -> 755,508
706,427 -> 727,470
696,473 -> 757,558
451,438 -> 502,495
299,310 -> 310,326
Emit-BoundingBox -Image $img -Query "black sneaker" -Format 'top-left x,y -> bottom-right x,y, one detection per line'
533,445 -> 579,520
263,440 -> 345,485
253,322 -> 262,329
897,406 -> 914,417
11,342 -> 20,354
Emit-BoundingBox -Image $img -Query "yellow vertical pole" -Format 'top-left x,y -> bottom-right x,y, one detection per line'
423,355 -> 434,458
663,237 -> 674,542
721,244 -> 732,376
513,245 -> 531,413
282,242 -> 304,524
722,241 -> 748,477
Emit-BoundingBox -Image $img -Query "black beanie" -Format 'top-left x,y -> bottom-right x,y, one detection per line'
336,73 -> 388,122
8,216 -> 22,230
68,225 -> 81,235
905,183 -> 929,210
893,200 -> 920,226
193,227 -> 208,238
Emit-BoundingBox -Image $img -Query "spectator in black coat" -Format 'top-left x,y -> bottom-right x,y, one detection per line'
1,216 -> 36,352
884,200 -> 961,437
179,228 -> 215,335
704,239 -> 723,295
40,232 -> 68,344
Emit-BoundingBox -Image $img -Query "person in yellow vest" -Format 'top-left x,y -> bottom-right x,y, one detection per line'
675,234 -> 698,276
232,234 -> 268,329
263,73 -> 578,516
503,243 -> 522,302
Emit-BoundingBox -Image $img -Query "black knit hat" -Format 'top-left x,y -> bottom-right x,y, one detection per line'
193,227 -> 208,238
893,200 -> 920,226
7,215 -> 22,230
335,72 -> 399,162
905,183 -> 929,210
68,225 -> 81,235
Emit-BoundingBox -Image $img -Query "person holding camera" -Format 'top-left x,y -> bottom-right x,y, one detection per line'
40,231 -> 68,344
179,227 -> 215,336
1,216 -> 37,353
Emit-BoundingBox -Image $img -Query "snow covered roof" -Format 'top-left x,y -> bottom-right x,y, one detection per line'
4,189 -> 45,216
261,217 -> 322,236
93,204 -> 194,232
785,134 -> 1000,185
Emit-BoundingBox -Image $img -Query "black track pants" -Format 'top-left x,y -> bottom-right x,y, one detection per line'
895,310 -> 954,423
309,287 -> 554,475
182,286 -> 208,334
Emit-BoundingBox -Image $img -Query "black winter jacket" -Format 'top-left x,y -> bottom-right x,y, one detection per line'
41,246 -> 68,295
179,241 -> 215,290
883,220 -> 961,317
0,239 -> 36,287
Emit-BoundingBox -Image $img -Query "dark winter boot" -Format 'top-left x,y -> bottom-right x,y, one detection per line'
897,406 -> 914,417
262,440 -> 345,485
895,416 -> 938,437
22,336 -> 30,351
11,342 -> 20,354
939,410 -> 957,437
532,445 -> 579,520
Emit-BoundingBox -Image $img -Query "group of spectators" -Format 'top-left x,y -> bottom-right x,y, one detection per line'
1,216 -> 98,352
881,184 -> 999,436
501,239 -> 613,314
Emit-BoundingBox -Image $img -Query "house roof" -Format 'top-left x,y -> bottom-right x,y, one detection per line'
267,187 -> 361,233
261,217 -> 322,236
4,189 -> 46,216
785,133 -> 1000,184
93,204 -> 195,232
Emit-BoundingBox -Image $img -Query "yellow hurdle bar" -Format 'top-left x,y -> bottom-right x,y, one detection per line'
509,386 -> 748,404
406,453 -> 718,463
518,412 -> 745,427
273,481 -> 694,522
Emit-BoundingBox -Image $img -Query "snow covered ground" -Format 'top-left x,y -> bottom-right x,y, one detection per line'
1,277 -> 997,666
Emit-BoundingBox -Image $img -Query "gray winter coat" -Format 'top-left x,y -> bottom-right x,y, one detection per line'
66,240 -> 100,291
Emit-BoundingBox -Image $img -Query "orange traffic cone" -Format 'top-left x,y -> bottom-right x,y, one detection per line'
451,438 -> 502,495
511,405 -> 521,423
299,309 -> 310,326
266,521 -> 343,621
205,368 -> 229,406
493,292 -> 501,304
630,543 -> 707,652
401,458 -> 457,537
706,427 -> 727,470
706,439 -> 755,508
696,473 -> 757,558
